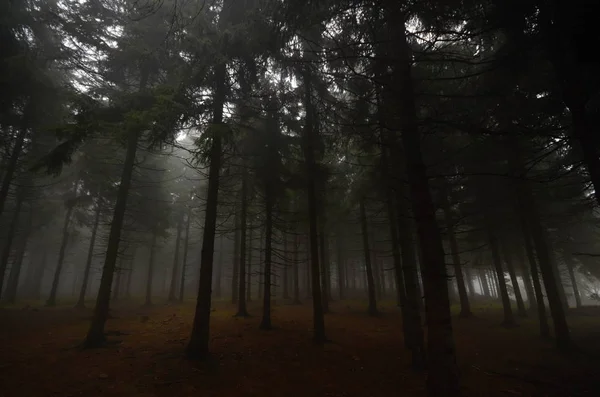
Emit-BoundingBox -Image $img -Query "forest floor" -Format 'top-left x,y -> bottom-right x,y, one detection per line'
1,299 -> 600,397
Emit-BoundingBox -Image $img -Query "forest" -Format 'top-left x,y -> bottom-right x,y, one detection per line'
1,0 -> 599,396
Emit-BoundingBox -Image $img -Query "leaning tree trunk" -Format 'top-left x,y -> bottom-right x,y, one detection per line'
168,213 -> 183,302
77,205 -> 102,308
564,256 -> 582,309
84,127 -> 140,347
0,194 -> 24,298
359,199 -> 378,316
187,62 -> 226,360
235,171 -> 249,317
387,4 -> 458,392
0,123 -> 27,219
4,212 -> 32,304
179,208 -> 192,302
46,203 -> 75,307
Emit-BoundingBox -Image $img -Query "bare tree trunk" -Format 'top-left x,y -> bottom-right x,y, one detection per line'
359,199 -> 378,316
301,65 -> 326,344
186,61 -> 226,359
387,5 -> 458,390
502,242 -> 527,317
169,213 -> 183,302
84,126 -> 140,347
260,186 -> 274,330
0,123 -> 27,218
510,137 -> 569,349
0,194 -> 23,298
319,222 -> 330,313
179,208 -> 191,302
77,205 -> 102,308
487,230 -> 515,326
46,203 -> 75,307
293,228 -> 301,304
441,189 -> 471,317
335,228 -> 345,300
564,257 -> 582,309
4,211 -> 32,304
235,171 -> 249,317
215,234 -> 223,299
246,219 -> 253,302
231,213 -> 240,304
145,229 -> 158,306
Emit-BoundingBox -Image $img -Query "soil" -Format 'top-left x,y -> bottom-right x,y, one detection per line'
1,300 -> 599,397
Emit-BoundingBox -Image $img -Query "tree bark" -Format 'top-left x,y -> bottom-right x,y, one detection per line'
215,233 -> 223,298
235,171 -> 249,317
564,256 -> 582,309
0,123 -> 27,219
260,185 -> 274,330
511,138 -> 568,348
169,213 -> 183,302
4,211 -> 32,304
0,194 -> 23,298
145,228 -> 158,306
187,61 -> 226,359
335,228 -> 345,300
387,5 -> 458,390
301,64 -> 326,344
179,208 -> 192,302
46,203 -> 75,307
502,242 -> 527,317
77,204 -> 102,308
441,189 -> 471,318
319,222 -> 330,313
359,199 -> 378,316
84,126 -> 140,347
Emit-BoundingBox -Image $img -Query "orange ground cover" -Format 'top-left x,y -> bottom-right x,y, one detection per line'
0,301 -> 598,396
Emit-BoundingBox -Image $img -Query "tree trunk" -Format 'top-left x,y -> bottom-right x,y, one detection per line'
283,226 -> 290,299
293,229 -> 301,304
247,219 -> 253,302
335,228 -> 345,300
84,126 -> 140,347
32,250 -> 47,301
235,171 -> 249,317
488,228 -> 516,326
46,203 -> 75,307
0,194 -> 23,298
301,65 -> 326,344
112,258 -> 122,301
215,234 -> 223,298
564,257 -> 582,309
441,189 -> 471,318
231,214 -> 240,304
359,199 -> 378,316
145,228 -> 158,306
515,245 -> 536,311
179,208 -> 192,302
502,242 -> 527,317
77,204 -> 102,308
0,124 -> 27,219
258,226 -> 264,300
510,137 -> 570,349
186,61 -> 226,359
387,6 -> 458,391
169,213 -> 183,302
260,186 -> 274,330
319,222 -> 330,313
4,213 -> 32,304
